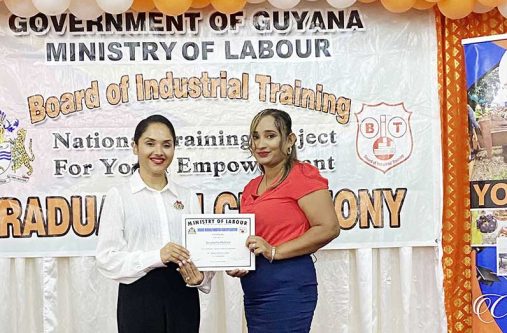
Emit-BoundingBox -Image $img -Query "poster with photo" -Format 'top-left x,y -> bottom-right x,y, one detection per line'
464,34 -> 507,332
472,209 -> 507,246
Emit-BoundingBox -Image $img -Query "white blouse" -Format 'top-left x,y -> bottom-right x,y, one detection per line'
95,171 -> 213,292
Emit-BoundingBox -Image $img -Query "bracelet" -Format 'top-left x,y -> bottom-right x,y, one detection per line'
269,246 -> 276,263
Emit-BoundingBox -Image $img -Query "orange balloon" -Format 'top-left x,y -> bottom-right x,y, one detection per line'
437,0 -> 473,19
477,0 -> 503,6
191,0 -> 211,8
358,0 -> 377,3
211,0 -> 247,14
154,0 -> 192,15
380,0 -> 416,13
413,0 -> 435,9
131,0 -> 155,12
424,0 -> 440,2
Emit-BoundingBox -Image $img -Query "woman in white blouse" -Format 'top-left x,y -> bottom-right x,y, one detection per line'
96,115 -> 213,333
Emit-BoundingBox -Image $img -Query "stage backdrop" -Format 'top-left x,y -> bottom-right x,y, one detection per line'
0,1 -> 441,256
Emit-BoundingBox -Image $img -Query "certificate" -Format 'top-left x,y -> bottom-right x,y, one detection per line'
182,214 -> 255,271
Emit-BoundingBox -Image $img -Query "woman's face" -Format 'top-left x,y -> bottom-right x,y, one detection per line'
133,122 -> 175,177
252,115 -> 287,168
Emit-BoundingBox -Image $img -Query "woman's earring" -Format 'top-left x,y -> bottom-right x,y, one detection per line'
287,147 -> 292,154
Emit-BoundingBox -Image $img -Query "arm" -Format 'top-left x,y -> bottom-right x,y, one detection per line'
178,261 -> 215,294
275,189 -> 340,259
95,188 -> 166,284
247,189 -> 340,261
195,271 -> 215,294
177,190 -> 215,292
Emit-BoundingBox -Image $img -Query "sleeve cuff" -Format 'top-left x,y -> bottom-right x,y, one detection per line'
187,271 -> 215,294
140,250 -> 166,272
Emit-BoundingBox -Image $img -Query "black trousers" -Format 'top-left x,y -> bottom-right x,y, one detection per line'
117,263 -> 200,333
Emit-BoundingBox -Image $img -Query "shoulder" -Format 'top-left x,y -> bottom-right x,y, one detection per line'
104,179 -> 132,206
291,162 -> 326,182
169,178 -> 199,201
106,186 -> 120,197
106,179 -> 129,199
168,179 -> 201,213
282,162 -> 328,199
105,174 -> 139,203
101,184 -> 126,217
169,179 -> 197,201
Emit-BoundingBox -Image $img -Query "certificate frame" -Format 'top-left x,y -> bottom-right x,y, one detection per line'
182,214 -> 255,271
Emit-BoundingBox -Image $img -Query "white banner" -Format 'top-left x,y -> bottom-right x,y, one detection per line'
0,1 -> 441,256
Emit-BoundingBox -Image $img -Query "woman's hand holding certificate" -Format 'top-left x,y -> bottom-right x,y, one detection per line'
182,214 -> 255,271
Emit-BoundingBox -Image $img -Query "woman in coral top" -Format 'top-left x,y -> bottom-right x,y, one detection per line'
227,109 -> 340,332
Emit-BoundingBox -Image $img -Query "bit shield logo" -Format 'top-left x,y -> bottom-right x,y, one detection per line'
355,102 -> 413,173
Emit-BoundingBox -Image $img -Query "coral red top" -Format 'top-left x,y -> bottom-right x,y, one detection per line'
240,162 -> 328,246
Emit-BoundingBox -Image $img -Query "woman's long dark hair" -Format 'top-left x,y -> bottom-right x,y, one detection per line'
132,115 -> 176,172
248,109 -> 297,188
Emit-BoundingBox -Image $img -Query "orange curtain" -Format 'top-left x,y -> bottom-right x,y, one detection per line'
437,9 -> 507,332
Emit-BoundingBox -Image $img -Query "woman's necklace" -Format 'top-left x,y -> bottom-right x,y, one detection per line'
263,167 -> 284,190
